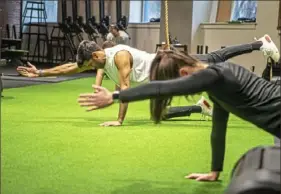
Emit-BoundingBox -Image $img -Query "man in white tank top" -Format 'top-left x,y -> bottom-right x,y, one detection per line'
16,41 -> 157,126
16,35 -> 279,126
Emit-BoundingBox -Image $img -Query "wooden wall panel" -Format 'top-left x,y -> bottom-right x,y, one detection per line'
277,0 -> 281,30
216,0 -> 232,22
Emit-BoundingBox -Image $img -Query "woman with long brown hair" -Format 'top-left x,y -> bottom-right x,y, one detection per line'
78,38 -> 280,181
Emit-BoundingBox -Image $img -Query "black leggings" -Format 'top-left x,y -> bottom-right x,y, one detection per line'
165,42 -> 261,120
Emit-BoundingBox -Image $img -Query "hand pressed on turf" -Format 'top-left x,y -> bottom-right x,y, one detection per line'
185,172 -> 219,181
17,62 -> 38,77
99,121 -> 122,127
78,85 -> 114,111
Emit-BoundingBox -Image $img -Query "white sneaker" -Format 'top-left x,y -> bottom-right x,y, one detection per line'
254,34 -> 280,62
196,96 -> 213,120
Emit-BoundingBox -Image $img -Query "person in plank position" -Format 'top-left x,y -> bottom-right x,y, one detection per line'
77,35 -> 280,182
17,35 -> 280,126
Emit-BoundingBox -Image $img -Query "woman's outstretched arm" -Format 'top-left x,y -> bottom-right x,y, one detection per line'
119,68 -> 221,103
78,67 -> 222,110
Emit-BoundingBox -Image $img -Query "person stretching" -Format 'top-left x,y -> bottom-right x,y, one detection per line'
77,36 -> 280,182
18,35 -> 280,126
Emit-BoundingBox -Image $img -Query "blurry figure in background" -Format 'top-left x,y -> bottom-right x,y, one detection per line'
104,24 -> 130,80
106,24 -> 130,45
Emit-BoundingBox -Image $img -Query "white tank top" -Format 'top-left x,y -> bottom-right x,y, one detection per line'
103,45 -> 156,86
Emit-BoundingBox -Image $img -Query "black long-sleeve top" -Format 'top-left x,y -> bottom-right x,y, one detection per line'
118,62 -> 281,172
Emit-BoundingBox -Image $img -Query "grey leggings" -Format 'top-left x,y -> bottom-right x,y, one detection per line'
192,43 -> 254,63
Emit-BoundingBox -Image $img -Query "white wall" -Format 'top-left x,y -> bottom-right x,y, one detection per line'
126,0 -> 280,65
253,1 -> 280,74
115,0 -> 280,73
198,1 -> 280,75
159,1 -> 193,49
159,0 -> 217,53
127,23 -> 160,53
200,23 -> 257,71
191,1 -> 213,53
19,0 -> 280,68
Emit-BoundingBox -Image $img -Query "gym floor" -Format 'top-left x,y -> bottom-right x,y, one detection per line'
1,76 -> 273,194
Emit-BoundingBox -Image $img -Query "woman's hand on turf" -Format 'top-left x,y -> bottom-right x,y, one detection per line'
17,62 -> 38,77
99,121 -> 122,127
78,85 -> 114,111
185,171 -> 219,181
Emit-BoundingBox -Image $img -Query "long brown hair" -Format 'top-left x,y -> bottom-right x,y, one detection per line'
149,50 -> 199,123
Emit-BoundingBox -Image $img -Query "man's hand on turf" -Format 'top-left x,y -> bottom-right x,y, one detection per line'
99,121 -> 122,127
17,62 -> 39,77
78,85 -> 114,111
185,171 -> 219,181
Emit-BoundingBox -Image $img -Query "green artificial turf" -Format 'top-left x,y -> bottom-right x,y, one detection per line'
1,78 -> 274,194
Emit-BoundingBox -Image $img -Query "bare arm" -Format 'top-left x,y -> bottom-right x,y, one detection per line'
115,51 -> 132,124
38,62 -> 92,77
17,62 -> 93,77
95,69 -> 105,86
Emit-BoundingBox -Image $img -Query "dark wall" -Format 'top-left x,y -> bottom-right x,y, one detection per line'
0,0 -> 21,58
159,1 -> 193,49
0,0 -> 7,58
7,0 -> 21,38
0,0 -> 7,30
0,0 -> 21,39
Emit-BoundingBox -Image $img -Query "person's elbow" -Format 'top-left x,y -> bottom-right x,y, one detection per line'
97,70 -> 105,77
120,86 -> 130,91
120,83 -> 130,90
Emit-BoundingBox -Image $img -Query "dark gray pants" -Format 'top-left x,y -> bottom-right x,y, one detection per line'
192,43 -> 254,63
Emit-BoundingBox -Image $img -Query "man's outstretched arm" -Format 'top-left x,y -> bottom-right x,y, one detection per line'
38,62 -> 92,76
17,62 -> 93,77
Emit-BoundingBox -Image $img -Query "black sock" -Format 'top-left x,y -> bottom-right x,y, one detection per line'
251,41 -> 263,50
